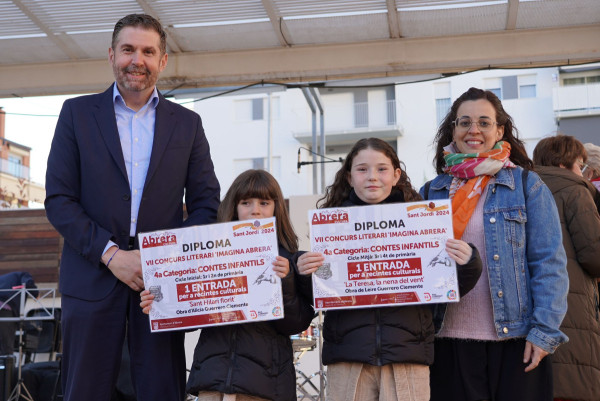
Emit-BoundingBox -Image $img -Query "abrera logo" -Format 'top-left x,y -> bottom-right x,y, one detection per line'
142,232 -> 177,248
311,210 -> 349,225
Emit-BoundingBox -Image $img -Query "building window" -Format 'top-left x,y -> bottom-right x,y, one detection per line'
435,98 -> 450,126
519,84 -> 536,98
564,75 -> 600,86
386,86 -> 397,126
488,88 -> 502,99
434,82 -> 451,126
8,155 -> 22,178
518,75 -> 537,98
563,77 -> 586,86
234,97 -> 280,122
485,78 -> 503,99
234,157 -> 281,181
485,75 -> 537,100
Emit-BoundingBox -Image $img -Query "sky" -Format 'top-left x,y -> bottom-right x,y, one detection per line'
1,94 -> 76,185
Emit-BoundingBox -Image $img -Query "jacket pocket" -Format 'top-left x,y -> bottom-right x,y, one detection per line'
503,208 -> 527,248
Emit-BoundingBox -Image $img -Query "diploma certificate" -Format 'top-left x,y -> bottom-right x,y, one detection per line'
309,199 -> 459,310
139,217 -> 283,332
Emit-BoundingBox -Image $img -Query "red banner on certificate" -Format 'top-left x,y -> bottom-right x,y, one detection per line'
309,200 -> 459,311
139,217 -> 283,332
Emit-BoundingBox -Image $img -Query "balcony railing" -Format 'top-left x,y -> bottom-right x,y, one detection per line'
354,101 -> 369,128
553,83 -> 600,117
387,99 -> 397,126
0,158 -> 29,180
354,99 -> 397,128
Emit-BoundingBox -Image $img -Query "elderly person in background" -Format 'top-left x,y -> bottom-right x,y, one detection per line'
423,87 -> 568,401
533,135 -> 600,401
583,142 -> 600,190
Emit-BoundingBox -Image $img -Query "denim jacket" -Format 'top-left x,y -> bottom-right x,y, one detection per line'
421,167 -> 569,353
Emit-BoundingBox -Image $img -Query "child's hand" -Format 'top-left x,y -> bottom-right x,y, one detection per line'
446,239 -> 473,265
297,252 -> 325,275
139,289 -> 155,315
272,256 -> 290,278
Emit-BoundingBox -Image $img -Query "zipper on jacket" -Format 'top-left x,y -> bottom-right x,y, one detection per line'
225,329 -> 237,390
376,309 -> 382,366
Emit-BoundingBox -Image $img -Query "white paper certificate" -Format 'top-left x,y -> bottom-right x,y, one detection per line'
139,217 -> 283,332
309,199 -> 459,311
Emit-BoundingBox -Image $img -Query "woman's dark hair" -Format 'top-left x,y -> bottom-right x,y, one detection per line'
533,135 -> 587,169
218,169 -> 298,253
433,87 -> 533,173
318,137 -> 421,208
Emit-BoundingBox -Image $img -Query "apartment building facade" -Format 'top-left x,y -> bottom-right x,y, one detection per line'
0,108 -> 45,208
190,64 -> 598,199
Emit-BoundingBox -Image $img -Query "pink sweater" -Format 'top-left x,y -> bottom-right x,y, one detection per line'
437,181 -> 499,341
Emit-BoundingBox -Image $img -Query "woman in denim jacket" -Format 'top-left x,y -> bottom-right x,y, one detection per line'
422,88 -> 568,401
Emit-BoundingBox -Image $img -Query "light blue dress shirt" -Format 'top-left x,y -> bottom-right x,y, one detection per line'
104,83 -> 159,256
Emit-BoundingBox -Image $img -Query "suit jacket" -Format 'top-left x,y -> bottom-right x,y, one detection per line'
45,85 -> 220,301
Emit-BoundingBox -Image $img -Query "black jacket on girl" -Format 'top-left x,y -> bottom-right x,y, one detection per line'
186,246 -> 314,401
300,189 -> 482,367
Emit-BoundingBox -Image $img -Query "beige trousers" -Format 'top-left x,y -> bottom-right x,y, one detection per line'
326,362 -> 430,401
196,391 -> 269,401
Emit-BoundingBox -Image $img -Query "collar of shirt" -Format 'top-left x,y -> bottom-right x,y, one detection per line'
112,83 -> 159,110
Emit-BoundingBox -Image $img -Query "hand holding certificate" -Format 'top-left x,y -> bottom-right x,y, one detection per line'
139,217 -> 283,332
308,199 -> 459,310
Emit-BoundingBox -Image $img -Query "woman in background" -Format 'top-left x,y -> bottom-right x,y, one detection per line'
534,135 -> 600,401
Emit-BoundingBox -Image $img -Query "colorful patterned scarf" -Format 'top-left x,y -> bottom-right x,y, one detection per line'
443,141 -> 514,239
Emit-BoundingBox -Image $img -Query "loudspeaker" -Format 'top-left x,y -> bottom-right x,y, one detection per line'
0,355 -> 15,401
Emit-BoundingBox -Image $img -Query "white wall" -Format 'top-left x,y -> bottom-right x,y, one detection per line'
319,92 -> 354,132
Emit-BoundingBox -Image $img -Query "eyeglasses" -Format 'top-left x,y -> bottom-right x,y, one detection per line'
578,161 -> 592,178
454,117 -> 497,132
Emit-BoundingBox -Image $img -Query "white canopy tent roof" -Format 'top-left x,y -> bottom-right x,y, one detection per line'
0,0 -> 599,98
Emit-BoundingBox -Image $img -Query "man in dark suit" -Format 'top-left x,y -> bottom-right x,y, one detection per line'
45,14 -> 220,401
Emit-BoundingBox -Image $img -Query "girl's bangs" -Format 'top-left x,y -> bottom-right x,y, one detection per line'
236,174 -> 277,201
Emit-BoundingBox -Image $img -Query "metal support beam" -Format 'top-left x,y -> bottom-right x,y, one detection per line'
1,25 -> 599,98
386,0 -> 401,39
262,0 -> 292,47
309,87 -> 326,194
301,88 -> 318,194
506,0 -> 519,30
12,0 -> 82,60
136,0 -> 183,53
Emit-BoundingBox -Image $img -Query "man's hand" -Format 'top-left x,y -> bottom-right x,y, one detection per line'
102,247 -> 144,291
